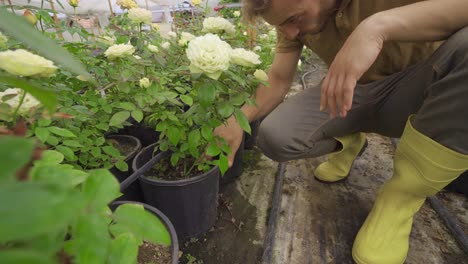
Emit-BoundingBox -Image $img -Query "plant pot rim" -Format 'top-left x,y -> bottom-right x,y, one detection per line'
110,201 -> 179,264
106,134 -> 142,162
133,143 -> 220,187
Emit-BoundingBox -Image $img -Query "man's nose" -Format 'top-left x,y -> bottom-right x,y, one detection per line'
279,25 -> 300,40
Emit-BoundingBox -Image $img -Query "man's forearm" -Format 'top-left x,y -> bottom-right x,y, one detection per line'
242,76 -> 290,122
366,0 -> 468,42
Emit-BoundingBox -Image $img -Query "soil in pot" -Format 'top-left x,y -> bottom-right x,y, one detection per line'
138,241 -> 172,264
146,156 -> 206,181
107,138 -> 136,157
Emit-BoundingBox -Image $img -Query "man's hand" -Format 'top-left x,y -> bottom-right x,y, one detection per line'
320,20 -> 385,118
213,116 -> 244,167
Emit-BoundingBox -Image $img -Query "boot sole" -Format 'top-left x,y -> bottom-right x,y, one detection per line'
314,139 -> 368,184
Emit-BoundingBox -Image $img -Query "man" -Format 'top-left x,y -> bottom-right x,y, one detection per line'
214,0 -> 468,263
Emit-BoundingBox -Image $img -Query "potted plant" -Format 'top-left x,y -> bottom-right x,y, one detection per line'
131,15 -> 269,240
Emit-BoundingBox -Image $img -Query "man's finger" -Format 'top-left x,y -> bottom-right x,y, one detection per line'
320,75 -> 330,111
342,75 -> 356,116
327,74 -> 338,118
335,74 -> 345,116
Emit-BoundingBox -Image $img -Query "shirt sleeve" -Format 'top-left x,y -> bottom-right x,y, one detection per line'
275,29 -> 303,53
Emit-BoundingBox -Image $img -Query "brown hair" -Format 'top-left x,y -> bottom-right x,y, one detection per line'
242,0 -> 272,24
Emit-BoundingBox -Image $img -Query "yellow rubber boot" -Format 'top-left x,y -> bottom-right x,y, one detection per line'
352,117 -> 468,264
314,132 -> 367,182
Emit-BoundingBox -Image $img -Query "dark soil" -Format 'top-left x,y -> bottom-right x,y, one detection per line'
138,241 -> 172,264
108,138 -> 136,158
179,189 -> 263,264
146,156 -> 206,181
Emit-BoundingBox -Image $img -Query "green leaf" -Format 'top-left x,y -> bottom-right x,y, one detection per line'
34,127 -> 50,143
0,76 -> 57,113
48,126 -> 76,138
201,125 -> 213,140
31,164 -> 88,188
46,135 -> 59,146
38,118 -> 52,127
217,101 -> 235,118
234,109 -> 251,134
180,95 -> 193,106
119,102 -> 136,111
167,126 -> 181,146
170,152 -> 180,167
115,160 -> 129,172
67,214 -> 111,264
96,123 -> 109,131
0,249 -> 52,264
56,145 -> 77,161
0,182 -> 83,242
131,110 -> 143,123
82,169 -> 121,210
206,144 -> 221,157
0,9 -> 93,81
219,154 -> 229,175
0,136 -> 35,182
107,233 -> 138,264
62,140 -> 83,147
111,203 -> 171,246
103,146 -> 121,157
197,82 -> 216,108
188,130 -> 201,150
109,111 -> 130,127
36,150 -> 64,164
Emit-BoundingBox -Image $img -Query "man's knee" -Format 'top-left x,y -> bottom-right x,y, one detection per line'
257,118 -> 297,162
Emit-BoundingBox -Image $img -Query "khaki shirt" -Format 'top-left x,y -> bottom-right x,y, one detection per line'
276,0 -> 442,83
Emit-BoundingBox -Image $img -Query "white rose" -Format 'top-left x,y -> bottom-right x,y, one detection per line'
0,32 -> 7,48
233,10 -> 240,17
0,49 -> 57,77
161,42 -> 170,49
186,34 -> 232,80
259,34 -> 268,39
104,44 -> 135,59
139,77 -> 151,88
254,46 -> 261,51
202,17 -> 235,35
97,35 -> 115,45
0,88 -> 40,113
147,44 -> 159,53
231,48 -> 261,67
128,8 -> 152,24
254,69 -> 268,82
297,59 -> 302,69
151,23 -> 160,31
133,55 -> 141,60
178,32 -> 195,46
268,28 -> 277,38
117,0 -> 137,9
166,31 -> 177,38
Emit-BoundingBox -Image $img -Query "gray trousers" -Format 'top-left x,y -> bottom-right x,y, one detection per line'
257,26 -> 468,162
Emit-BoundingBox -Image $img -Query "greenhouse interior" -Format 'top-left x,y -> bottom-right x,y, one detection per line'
0,0 -> 467,263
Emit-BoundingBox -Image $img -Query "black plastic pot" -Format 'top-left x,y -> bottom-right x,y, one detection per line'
106,135 -> 144,202
132,144 -> 219,241
244,119 -> 261,149
109,201 -> 179,264
118,119 -> 160,147
220,136 -> 245,185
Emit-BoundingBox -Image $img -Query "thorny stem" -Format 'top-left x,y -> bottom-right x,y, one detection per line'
98,82 -> 116,92
6,0 -> 13,13
12,92 -> 27,123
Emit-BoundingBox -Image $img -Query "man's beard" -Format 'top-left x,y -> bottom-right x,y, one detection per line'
301,0 -> 341,35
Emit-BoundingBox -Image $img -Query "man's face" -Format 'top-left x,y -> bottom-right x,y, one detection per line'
262,0 -> 339,40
